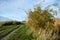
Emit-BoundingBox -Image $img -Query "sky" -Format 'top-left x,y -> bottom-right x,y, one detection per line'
0,0 -> 60,21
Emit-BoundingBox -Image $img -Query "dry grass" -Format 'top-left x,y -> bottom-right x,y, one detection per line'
54,18 -> 60,31
25,18 -> 60,40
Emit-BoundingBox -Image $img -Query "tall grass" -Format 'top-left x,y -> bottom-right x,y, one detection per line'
6,24 -> 34,40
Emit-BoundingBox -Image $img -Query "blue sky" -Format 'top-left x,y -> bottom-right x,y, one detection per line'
0,0 -> 60,21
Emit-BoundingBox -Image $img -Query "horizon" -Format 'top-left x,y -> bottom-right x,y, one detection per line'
0,0 -> 60,21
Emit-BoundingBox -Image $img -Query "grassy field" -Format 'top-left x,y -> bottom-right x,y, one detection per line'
0,20 -> 60,40
0,21 -> 33,40
6,25 -> 33,40
0,25 -> 19,38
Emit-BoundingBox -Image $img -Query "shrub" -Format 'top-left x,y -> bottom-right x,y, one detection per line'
27,4 -> 59,40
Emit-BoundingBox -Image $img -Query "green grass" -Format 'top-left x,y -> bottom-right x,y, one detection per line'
0,22 -> 34,40
0,25 -> 20,38
0,22 -> 58,40
6,25 -> 34,40
0,22 -> 4,26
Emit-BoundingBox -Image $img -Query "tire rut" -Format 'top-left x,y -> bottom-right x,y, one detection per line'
1,25 -> 22,40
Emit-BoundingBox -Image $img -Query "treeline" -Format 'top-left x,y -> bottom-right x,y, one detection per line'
1,21 -> 23,26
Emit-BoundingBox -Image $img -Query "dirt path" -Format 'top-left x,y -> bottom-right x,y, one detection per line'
1,25 -> 22,40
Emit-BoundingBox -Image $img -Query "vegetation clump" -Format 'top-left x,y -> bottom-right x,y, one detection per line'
27,4 -> 60,40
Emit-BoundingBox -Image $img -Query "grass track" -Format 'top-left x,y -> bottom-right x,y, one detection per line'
6,25 -> 33,40
0,25 -> 20,39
